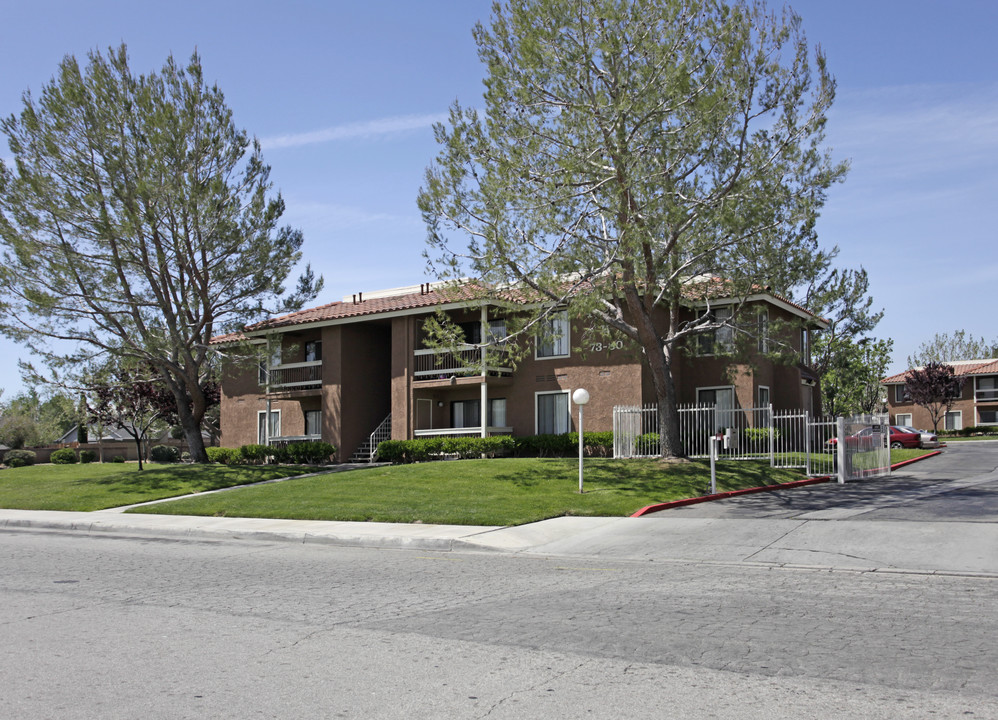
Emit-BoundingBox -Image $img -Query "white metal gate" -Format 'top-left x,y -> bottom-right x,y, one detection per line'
612,404 -> 886,480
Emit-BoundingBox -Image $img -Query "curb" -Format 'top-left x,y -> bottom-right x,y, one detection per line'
630,449 -> 945,517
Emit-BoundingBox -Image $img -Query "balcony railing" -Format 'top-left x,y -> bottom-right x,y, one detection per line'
414,426 -> 513,437
976,388 -> 998,403
268,361 -> 322,391
413,346 -> 512,378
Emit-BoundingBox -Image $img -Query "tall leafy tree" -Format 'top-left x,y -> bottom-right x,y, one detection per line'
419,0 -> 847,457
819,337 -> 892,416
907,331 -> 998,368
906,362 -> 965,433
0,46 -> 320,462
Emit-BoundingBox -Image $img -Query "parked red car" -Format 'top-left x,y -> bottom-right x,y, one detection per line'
827,425 -> 921,449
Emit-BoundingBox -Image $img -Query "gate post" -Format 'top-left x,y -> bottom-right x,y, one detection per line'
836,417 -> 847,484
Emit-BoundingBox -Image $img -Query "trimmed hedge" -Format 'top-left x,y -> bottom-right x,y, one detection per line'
79,449 -> 96,464
50,448 -> 78,464
375,432 -> 615,464
206,447 -> 240,465
4,449 -> 37,467
238,444 -> 270,464
272,441 -> 336,465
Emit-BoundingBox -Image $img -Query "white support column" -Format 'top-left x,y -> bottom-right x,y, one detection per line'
480,305 -> 488,438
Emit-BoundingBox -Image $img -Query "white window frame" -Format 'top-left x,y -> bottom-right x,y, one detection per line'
945,410 -> 963,431
979,409 -> 998,426
894,384 -> 910,404
895,413 -> 912,427
976,377 -> 998,402
535,311 -> 570,360
697,385 -> 735,432
304,409 -> 321,437
257,409 -> 281,443
757,309 -> 769,354
535,390 -> 571,434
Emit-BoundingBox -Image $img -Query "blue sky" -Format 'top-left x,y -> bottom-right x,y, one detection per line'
1,0 -> 996,396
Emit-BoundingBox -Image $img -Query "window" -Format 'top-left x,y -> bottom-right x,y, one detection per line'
305,410 -> 321,437
305,341 -> 322,363
757,310 -> 769,353
698,307 -> 733,356
257,410 -> 281,443
758,386 -> 770,409
894,384 -> 910,403
536,391 -> 570,434
945,411 -> 963,431
800,328 -> 810,364
697,386 -> 734,432
457,321 -> 482,345
537,311 -> 570,359
977,377 -> 997,402
451,398 -> 507,428
895,413 -> 912,427
980,409 -> 998,425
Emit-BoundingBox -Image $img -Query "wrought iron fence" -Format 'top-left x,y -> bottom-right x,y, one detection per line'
613,403 -> 855,478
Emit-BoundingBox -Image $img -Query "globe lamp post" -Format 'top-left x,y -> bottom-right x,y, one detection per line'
572,388 -> 590,493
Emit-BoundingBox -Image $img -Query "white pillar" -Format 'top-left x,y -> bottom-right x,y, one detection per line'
480,305 -> 488,438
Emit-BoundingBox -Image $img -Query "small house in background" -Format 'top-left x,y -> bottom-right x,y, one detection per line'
884,359 -> 998,431
213,279 -> 827,462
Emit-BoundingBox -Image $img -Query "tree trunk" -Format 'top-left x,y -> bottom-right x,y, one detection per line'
133,435 -> 144,471
621,286 -> 685,458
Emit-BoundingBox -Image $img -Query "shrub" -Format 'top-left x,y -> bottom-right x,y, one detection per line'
376,435 -> 517,464
50,448 -> 78,464
206,447 -> 239,465
79,450 -> 96,464
111,456 -> 125,463
4,449 -> 37,467
272,441 -> 336,465
567,431 -> 614,457
239,444 -> 270,464
150,445 -> 180,463
743,427 -> 781,443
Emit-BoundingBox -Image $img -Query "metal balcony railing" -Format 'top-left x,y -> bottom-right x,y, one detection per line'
413,346 -> 512,378
268,361 -> 322,390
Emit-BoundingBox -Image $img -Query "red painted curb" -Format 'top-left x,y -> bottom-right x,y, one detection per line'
630,449 -> 944,517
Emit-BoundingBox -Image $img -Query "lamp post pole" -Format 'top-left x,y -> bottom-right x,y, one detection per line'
572,388 -> 590,493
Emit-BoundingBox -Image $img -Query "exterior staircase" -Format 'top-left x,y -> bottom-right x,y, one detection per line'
348,414 -> 392,463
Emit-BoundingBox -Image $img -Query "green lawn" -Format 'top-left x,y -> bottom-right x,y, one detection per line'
126,457 -> 810,526
0,462 -> 318,512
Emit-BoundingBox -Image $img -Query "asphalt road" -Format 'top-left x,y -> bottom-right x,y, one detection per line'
2,527 -> 997,718
661,441 -> 998,521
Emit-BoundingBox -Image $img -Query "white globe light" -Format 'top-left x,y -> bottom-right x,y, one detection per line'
572,388 -> 590,405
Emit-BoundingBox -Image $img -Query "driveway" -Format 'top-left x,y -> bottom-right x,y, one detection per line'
659,441 -> 998,522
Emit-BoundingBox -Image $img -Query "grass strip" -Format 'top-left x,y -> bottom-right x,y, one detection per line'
128,457 -> 809,526
0,463 -> 317,512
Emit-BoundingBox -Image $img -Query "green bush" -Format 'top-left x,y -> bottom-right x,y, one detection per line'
79,449 -> 96,464
743,427 -> 781,443
376,435 -> 518,464
150,445 -> 180,463
239,444 -> 270,464
50,448 -> 78,464
272,441 -> 336,465
206,447 -> 239,465
111,455 -> 125,463
567,431 -> 614,457
4,449 -> 37,467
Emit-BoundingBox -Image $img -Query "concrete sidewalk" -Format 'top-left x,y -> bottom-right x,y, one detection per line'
3,507 -> 997,577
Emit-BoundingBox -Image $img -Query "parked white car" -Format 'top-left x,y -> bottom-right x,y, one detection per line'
897,426 -> 940,449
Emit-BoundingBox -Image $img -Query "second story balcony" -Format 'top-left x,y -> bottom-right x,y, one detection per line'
267,360 -> 322,392
413,346 -> 513,381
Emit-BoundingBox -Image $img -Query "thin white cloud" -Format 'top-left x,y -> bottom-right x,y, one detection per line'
260,112 -> 448,150
284,201 -> 421,229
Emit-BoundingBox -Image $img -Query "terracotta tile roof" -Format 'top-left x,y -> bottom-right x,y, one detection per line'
210,276 -> 824,342
882,359 -> 998,384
